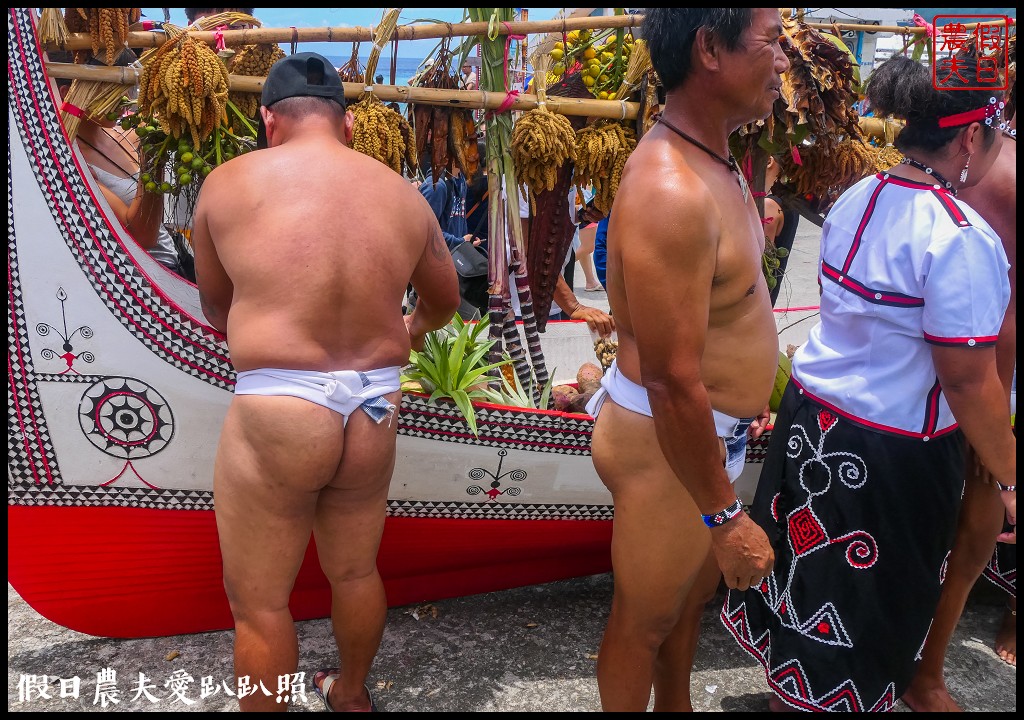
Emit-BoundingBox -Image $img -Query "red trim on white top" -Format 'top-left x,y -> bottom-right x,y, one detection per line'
923,331 -> 999,347
842,178 -> 886,273
790,377 -> 959,440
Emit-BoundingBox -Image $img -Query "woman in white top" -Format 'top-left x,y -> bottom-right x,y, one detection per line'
724,54 -> 1015,712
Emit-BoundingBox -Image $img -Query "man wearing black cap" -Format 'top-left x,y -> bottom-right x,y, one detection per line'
192,51 -> 460,712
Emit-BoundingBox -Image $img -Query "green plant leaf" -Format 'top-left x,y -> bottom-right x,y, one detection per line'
492,376 -> 529,407
479,388 -> 507,405
432,338 -> 452,391
462,361 -> 511,388
539,370 -> 555,411
911,36 -> 926,63
469,314 -> 490,342
447,313 -> 465,339
450,389 -> 480,436
413,353 -> 442,387
448,327 -> 470,385
463,341 -> 498,376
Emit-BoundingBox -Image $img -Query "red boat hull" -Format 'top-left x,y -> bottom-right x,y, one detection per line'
8,505 -> 612,638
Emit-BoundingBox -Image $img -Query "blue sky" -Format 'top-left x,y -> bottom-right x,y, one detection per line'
140,8 -> 563,59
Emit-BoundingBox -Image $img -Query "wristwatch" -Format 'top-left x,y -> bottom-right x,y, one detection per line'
702,498 -> 745,528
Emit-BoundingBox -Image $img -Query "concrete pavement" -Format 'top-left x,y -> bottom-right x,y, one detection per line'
6,575 -> 1016,711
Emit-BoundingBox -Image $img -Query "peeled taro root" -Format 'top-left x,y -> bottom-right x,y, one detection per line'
576,362 -> 604,396
552,384 -> 580,412
567,390 -> 595,415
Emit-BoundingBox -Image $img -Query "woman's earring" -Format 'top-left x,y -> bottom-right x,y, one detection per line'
960,153 -> 972,184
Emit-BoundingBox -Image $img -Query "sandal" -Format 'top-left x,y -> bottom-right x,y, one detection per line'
313,668 -> 378,712
584,284 -> 604,292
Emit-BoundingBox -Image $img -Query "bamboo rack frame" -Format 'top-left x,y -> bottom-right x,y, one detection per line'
781,11 -> 1016,35
859,117 -> 904,141
45,61 -> 903,134
43,61 -> 642,121
52,14 -> 642,51
48,12 -> 1016,53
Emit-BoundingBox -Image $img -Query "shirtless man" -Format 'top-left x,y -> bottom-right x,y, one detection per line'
192,52 -> 460,712
585,9 -> 787,711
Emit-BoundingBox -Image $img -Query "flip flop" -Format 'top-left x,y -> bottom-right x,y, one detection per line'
584,284 -> 604,292
313,668 -> 378,712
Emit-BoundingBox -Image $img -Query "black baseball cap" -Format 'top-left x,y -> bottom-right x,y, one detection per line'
256,51 -> 347,149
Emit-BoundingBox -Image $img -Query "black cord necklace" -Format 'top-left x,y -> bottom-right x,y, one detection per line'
899,156 -> 957,195
655,113 -> 749,201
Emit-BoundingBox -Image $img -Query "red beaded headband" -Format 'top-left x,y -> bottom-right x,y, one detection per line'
937,96 -> 1007,129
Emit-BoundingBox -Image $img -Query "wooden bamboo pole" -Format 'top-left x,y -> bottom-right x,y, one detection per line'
806,18 -> 1014,34
47,62 -> 906,141
47,12 -> 1016,52
45,61 -> 900,134
859,116 -> 904,141
43,61 -> 642,120
780,9 -> 1015,35
53,14 -> 643,51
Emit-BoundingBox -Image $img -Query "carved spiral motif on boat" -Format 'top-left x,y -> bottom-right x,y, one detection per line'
34,322 -> 93,340
40,349 -> 95,363
468,467 -> 487,481
507,469 -> 527,483
78,378 -> 174,459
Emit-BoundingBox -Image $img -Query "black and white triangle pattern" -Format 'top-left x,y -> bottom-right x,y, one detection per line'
8,477 -> 615,519
399,394 -> 595,455
8,477 -> 214,510
746,429 -> 772,462
387,499 -> 613,521
8,130 -> 63,488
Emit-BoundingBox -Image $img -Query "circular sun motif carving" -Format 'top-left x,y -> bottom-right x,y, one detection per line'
78,378 -> 174,459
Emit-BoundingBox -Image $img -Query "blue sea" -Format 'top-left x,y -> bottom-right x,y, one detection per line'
325,55 -> 428,88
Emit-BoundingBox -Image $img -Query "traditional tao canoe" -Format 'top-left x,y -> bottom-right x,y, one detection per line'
7,7 -> 771,638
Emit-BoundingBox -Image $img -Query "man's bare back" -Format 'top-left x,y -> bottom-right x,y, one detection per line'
195,138 -> 450,373
609,132 -> 778,419
192,52 -> 460,711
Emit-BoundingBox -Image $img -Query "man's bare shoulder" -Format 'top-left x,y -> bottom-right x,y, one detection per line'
988,141 -> 1018,210
197,150 -> 255,200
200,145 -> 423,207
961,141 -> 1017,234
616,137 -> 718,252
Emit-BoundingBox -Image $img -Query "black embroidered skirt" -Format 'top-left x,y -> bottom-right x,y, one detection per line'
722,381 -> 964,712
983,423 -> 1016,599
983,530 -> 1016,598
